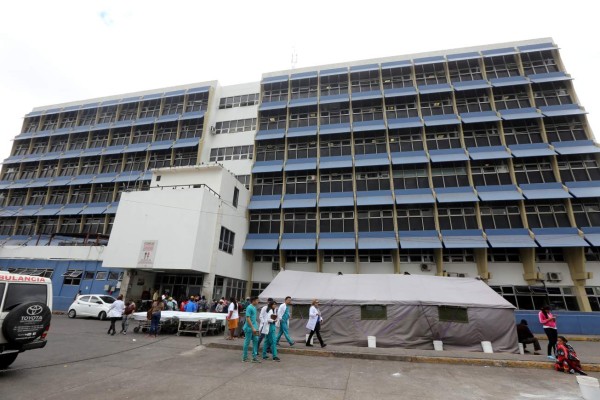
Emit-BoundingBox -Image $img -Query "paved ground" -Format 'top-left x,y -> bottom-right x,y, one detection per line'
0,315 -> 597,400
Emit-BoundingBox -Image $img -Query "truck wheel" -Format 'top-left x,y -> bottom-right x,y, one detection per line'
0,353 -> 18,369
1,302 -> 52,344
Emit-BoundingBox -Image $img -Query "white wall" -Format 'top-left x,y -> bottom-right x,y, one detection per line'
359,262 -> 394,274
442,262 -> 479,278
252,263 -> 278,283
488,263 -> 527,286
399,262 -> 436,276
322,262 -> 356,275
0,245 -> 104,261
586,262 -> 600,286
536,262 -> 574,286
286,263 -> 318,273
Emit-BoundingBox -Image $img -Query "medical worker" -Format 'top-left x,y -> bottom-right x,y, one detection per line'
242,296 -> 261,363
262,301 -> 281,361
276,296 -> 295,346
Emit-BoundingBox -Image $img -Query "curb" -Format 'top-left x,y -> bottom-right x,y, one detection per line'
534,334 -> 600,342
206,342 -> 600,372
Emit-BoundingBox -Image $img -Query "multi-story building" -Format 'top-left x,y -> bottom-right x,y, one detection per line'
2,38 -> 600,313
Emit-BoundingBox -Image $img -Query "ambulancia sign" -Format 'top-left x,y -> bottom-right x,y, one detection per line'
137,240 -> 158,268
0,275 -> 48,283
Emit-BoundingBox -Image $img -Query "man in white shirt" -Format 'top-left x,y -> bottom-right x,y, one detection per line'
276,296 -> 295,346
257,297 -> 273,353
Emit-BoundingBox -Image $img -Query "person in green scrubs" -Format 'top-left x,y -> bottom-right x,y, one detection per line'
242,296 -> 260,363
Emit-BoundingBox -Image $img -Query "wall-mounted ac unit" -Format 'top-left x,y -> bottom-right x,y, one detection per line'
210,126 -> 216,135
307,175 -> 317,182
547,272 -> 562,282
420,263 -> 431,272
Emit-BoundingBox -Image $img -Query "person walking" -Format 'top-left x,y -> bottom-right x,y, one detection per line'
276,296 -> 295,347
262,301 -> 281,362
242,296 -> 260,363
539,305 -> 557,360
147,298 -> 164,337
306,299 -> 326,348
516,319 -> 541,355
107,294 -> 125,336
121,299 -> 137,335
257,297 -> 273,353
184,296 -> 198,312
227,297 -> 239,340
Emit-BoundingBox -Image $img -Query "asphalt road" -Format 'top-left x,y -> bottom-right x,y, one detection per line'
0,315 -> 593,400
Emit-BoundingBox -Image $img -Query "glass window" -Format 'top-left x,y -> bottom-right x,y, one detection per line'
2,283 -> 47,311
438,306 -> 468,323
360,305 -> 387,320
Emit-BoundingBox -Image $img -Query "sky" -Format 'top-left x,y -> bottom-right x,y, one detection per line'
0,0 -> 599,160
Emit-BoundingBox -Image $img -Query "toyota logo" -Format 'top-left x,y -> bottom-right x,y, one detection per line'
26,305 -> 43,316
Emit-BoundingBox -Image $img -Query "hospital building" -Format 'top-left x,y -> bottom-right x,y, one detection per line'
1,37 -> 600,314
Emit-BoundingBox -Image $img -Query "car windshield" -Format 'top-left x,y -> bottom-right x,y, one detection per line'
2,283 -> 47,311
100,296 -> 115,304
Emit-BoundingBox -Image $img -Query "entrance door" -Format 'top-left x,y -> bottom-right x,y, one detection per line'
173,285 -> 187,301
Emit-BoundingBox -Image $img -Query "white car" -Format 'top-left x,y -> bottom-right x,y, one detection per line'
67,295 -> 116,320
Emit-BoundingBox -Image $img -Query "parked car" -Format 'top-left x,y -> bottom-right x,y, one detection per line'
67,295 -> 115,320
0,271 -> 53,369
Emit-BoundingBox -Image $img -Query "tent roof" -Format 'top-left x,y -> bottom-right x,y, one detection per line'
259,271 -> 515,309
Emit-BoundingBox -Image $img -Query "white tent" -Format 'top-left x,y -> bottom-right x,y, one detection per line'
260,271 -> 518,352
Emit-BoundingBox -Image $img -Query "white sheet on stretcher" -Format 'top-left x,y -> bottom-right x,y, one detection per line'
132,311 -> 228,322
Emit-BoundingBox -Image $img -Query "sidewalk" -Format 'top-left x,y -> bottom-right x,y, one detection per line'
203,336 -> 600,373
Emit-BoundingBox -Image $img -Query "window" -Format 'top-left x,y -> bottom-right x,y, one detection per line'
572,200 -> 600,227
484,55 -> 520,79
139,100 -> 160,118
23,116 -> 41,132
219,227 -> 235,254
249,212 -> 281,234
415,63 -> 447,86
320,172 -> 353,193
398,250 -> 435,263
97,106 -> 116,124
255,143 -> 285,162
49,138 -> 68,153
558,156 -> 600,182
155,122 -> 178,141
358,250 -> 393,263
60,112 -> 78,128
283,212 -> 316,233
354,133 -> 388,155
361,305 -> 387,320
110,129 -> 131,146
355,168 -> 391,191
20,166 -> 38,180
320,103 -> 350,125
320,210 -> 355,233
544,116 -> 587,142
124,154 -> 146,172
503,120 -> 543,145
232,187 -> 240,208
8,191 -> 26,206
39,161 -> 59,178
41,115 -> 58,131
381,66 -> 412,89
259,111 -> 286,130
215,118 -> 257,134
118,102 -> 139,121
70,187 -> 91,204
586,287 -> 600,312
438,306 -> 468,323
521,51 -> 559,75
132,127 -> 154,144
437,205 -> 478,230
101,156 -> 122,173
487,249 -> 521,263
285,250 -> 317,263
514,159 -> 556,184
250,282 -> 270,298
83,217 -> 104,234
320,138 -> 352,157
15,218 -> 36,235
289,106 -> 318,128
291,304 -> 310,319
471,161 -> 512,186
388,128 -> 424,152
396,206 -> 436,231
236,175 -> 250,189
480,203 -> 523,229
0,219 -> 16,235
431,163 -> 469,188
48,188 -> 69,204
291,77 -> 318,99
62,269 -> 83,285
28,190 -> 47,206
39,218 -> 58,234
79,159 -> 100,175
13,142 -> 29,156
448,59 -> 483,82
262,82 -> 288,103
209,145 -> 254,162
2,284 -> 47,312
351,70 -> 380,92
148,151 -> 171,169
252,175 -> 283,196
285,174 -> 317,194
218,93 -> 259,109
287,140 -> 317,159
60,217 -> 82,234
320,74 -> 348,97
180,120 -> 203,138
533,82 -> 572,107
31,140 -> 49,154
493,87 -> 531,110
425,126 -> 461,150
419,93 -> 453,116
96,271 -> 107,280
352,101 -> 383,122
525,202 -> 571,228
83,271 -> 95,280
392,166 -> 429,190
2,167 -> 18,181
78,109 -> 97,126
162,95 -> 185,115
462,124 -> 501,147
536,248 -> 565,262
492,285 -> 578,311
323,250 -> 356,263
385,96 -> 419,119
253,250 -> 280,263
357,209 -> 394,232
89,132 -> 108,148
455,89 -> 492,113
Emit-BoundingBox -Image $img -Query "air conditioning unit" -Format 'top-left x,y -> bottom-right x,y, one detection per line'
547,272 -> 563,282
210,126 -> 216,135
307,175 -> 317,182
420,263 -> 431,272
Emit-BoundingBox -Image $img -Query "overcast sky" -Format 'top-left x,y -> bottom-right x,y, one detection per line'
1,0 -> 598,160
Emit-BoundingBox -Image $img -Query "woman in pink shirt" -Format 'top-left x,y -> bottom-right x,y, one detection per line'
539,306 -> 557,360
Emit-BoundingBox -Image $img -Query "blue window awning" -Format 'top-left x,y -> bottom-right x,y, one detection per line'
429,148 -> 469,163
38,152 -> 62,161
290,71 -> 318,80
435,186 -> 478,203
395,188 -> 435,205
32,130 -> 53,139
57,204 -> 85,216
319,67 -> 348,77
17,207 -> 42,216
356,190 -> 394,206
418,83 -> 453,95
423,114 -> 461,127
318,123 -> 351,136
70,125 -> 92,134
123,143 -> 150,153
509,143 -> 555,158
35,205 -> 63,216
92,173 -> 118,184
282,193 -> 317,209
540,104 -> 586,117
442,229 -> 488,248
252,160 -> 284,174
0,181 -> 13,190
350,63 -> 379,73
381,60 -> 411,69
318,192 -> 354,208
157,114 -> 180,123
452,79 -> 491,91
533,228 -> 589,248
319,156 -> 353,170
256,129 -> 285,141
390,151 -> 429,165
101,145 -> 126,155
105,203 -> 119,214
582,227 -> 600,247
114,172 -> 142,182
280,234 -> 317,250
387,117 -> 423,130
141,93 -> 163,101
186,86 -> 210,94
2,155 -> 24,164
148,141 -> 173,151
68,175 -> 95,185
518,42 -> 557,53
528,72 -> 570,84
399,230 -> 442,249
353,119 -> 386,132
8,181 -> 33,190
139,171 -> 152,181
172,138 -> 200,149
477,185 -> 524,201
490,76 -> 530,87
565,181 -> 600,198
0,207 -> 20,217
288,97 -> 318,108
262,75 -> 288,84
132,117 -> 156,127
243,234 -> 279,250
552,140 -> 600,156
446,52 -> 481,61
259,101 -> 287,111
80,203 -> 109,215
58,150 -> 83,160
319,93 -> 350,105
179,111 -> 205,121
384,87 -> 417,98
318,232 -> 356,250
358,231 -> 397,249
47,176 -> 73,187
248,195 -> 281,210
482,47 -> 516,57
284,158 -> 317,172
485,229 -> 537,248
413,55 -> 445,65
25,178 -> 52,188
354,153 -> 389,167
351,90 -> 382,101
500,108 -> 541,121
520,182 -> 571,200
111,120 -> 133,129
286,126 -> 317,138
460,111 -> 501,124
164,89 -> 186,97
468,146 -> 511,160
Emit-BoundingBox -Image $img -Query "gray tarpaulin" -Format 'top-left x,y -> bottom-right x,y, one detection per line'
259,271 -> 518,352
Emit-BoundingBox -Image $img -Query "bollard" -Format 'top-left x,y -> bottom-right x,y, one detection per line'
481,341 -> 493,353
367,336 -> 376,348
433,340 -> 444,351
518,343 -> 524,355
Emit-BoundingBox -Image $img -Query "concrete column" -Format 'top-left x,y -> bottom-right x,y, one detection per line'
474,248 -> 490,280
520,248 -> 541,284
393,249 -> 400,274
564,247 -> 593,312
434,248 -> 444,276
317,250 -> 323,273
202,272 -> 216,300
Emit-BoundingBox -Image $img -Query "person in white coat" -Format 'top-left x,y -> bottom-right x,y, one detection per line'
306,299 -> 326,348
261,301 -> 281,361
107,294 -> 125,336
257,297 -> 273,352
